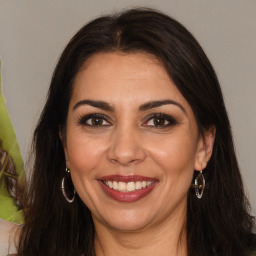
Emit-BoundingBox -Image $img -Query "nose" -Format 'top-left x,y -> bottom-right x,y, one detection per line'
107,128 -> 146,166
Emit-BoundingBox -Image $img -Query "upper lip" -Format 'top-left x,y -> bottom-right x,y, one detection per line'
98,175 -> 157,182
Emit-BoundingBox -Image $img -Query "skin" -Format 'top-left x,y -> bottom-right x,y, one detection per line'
62,52 -> 215,256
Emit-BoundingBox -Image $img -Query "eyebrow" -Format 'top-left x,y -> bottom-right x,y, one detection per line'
73,100 -> 114,111
139,100 -> 187,115
73,99 -> 186,115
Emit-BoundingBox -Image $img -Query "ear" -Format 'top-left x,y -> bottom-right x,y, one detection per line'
194,126 -> 216,171
59,128 -> 70,169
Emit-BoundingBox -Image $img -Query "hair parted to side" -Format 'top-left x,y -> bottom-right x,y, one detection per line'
18,8 -> 255,256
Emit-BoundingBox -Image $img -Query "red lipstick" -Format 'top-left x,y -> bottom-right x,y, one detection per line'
97,175 -> 158,202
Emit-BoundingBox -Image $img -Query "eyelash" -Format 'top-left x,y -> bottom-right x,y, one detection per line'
78,113 -> 111,126
78,113 -> 178,128
142,113 -> 178,128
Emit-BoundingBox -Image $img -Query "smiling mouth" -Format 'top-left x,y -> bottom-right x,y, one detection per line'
98,175 -> 158,202
103,180 -> 154,193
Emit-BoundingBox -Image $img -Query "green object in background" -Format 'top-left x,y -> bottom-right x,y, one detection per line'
0,61 -> 24,224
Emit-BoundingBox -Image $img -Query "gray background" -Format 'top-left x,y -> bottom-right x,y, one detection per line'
0,0 -> 255,214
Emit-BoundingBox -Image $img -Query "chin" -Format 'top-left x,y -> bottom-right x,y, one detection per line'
93,209 -> 154,232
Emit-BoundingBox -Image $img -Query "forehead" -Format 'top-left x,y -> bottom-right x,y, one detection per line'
76,51 -> 167,86
70,52 -> 190,110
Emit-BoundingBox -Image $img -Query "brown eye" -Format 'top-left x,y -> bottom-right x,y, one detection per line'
153,117 -> 167,127
78,113 -> 111,126
86,116 -> 109,126
143,113 -> 178,128
91,117 -> 104,126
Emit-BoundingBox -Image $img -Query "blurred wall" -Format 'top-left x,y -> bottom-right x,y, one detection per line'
0,0 -> 255,213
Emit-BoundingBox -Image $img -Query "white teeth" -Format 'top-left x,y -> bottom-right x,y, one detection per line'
146,181 -> 152,186
127,182 -> 136,192
135,181 -> 142,190
113,181 -> 118,190
118,182 -> 126,192
104,180 -> 154,192
108,181 -> 113,189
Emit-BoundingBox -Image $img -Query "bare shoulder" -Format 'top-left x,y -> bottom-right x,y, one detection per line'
0,218 -> 20,256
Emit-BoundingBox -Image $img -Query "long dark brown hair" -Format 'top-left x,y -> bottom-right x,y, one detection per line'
18,8 -> 255,256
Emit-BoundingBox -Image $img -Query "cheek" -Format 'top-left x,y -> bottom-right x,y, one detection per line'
147,131 -> 198,181
66,130 -> 107,176
65,131 -> 109,206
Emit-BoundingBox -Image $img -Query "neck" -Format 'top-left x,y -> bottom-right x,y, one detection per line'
94,209 -> 187,256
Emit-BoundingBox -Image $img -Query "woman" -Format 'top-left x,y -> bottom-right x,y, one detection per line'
17,8 -> 255,256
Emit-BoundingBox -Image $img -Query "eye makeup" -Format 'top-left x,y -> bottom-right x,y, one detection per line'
77,112 -> 180,130
77,113 -> 112,127
142,113 -> 180,129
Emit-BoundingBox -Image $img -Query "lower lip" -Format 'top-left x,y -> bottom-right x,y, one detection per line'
98,181 -> 157,202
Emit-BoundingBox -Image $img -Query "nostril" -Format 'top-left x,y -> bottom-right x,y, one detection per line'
109,155 -> 142,165
107,147 -> 146,165
106,130 -> 146,165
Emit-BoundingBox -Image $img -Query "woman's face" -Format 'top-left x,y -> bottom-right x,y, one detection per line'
63,52 -> 210,232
